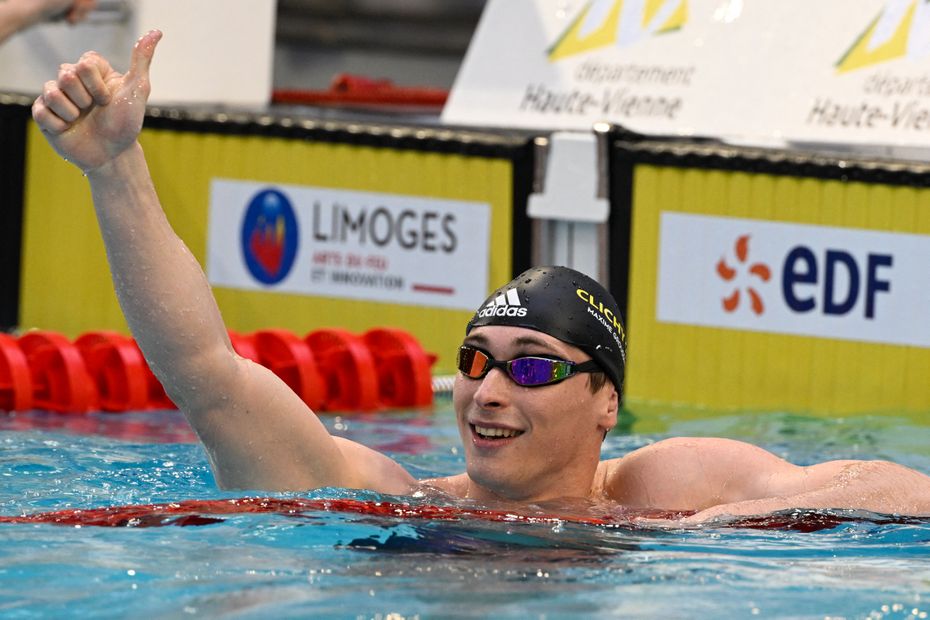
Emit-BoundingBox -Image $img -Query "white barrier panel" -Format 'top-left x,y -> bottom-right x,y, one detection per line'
713,0 -> 930,149
444,0 -> 930,149
0,0 -> 275,107
443,0 -> 709,135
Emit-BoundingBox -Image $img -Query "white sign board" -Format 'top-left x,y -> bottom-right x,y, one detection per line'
207,179 -> 491,311
657,212 -> 930,347
443,0 -> 707,134
444,0 -> 930,149
699,0 -> 930,148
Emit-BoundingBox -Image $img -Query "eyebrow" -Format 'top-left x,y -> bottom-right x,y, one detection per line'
463,333 -> 563,355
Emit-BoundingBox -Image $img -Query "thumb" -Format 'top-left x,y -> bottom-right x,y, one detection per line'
125,30 -> 162,87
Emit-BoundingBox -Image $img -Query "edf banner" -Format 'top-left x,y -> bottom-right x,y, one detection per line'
657,213 -> 930,348
618,158 -> 930,416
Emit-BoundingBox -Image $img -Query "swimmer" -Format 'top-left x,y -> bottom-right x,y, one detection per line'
0,0 -> 97,45
31,32 -> 930,523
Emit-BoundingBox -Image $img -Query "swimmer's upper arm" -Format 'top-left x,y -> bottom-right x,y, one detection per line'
604,437 -> 815,511
333,437 -> 418,495
179,350 -> 412,494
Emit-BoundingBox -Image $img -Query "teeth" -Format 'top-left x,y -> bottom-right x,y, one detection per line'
474,425 -> 521,439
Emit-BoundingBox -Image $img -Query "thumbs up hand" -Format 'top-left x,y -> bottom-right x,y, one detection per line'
32,30 -> 162,173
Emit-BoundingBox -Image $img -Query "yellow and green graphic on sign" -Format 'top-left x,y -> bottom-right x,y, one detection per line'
548,0 -> 687,61
837,0 -> 930,73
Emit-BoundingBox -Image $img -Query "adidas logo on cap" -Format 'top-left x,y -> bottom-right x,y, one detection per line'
477,288 -> 528,318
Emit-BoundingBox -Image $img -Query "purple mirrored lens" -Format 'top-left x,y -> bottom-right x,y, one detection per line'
509,358 -> 570,386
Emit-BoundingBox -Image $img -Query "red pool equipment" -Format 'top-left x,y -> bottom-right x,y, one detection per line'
228,330 -> 260,362
17,331 -> 96,413
0,333 -> 32,412
363,328 -> 435,408
0,327 -> 436,414
75,331 -> 150,412
252,329 -> 326,411
306,328 -> 380,411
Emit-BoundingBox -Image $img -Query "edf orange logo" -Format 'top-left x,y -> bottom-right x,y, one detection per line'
716,234 -> 771,315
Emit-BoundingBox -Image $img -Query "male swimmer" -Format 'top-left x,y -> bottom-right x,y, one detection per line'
31,32 -> 930,523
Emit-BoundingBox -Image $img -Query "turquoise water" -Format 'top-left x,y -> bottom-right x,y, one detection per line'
1,404 -> 929,619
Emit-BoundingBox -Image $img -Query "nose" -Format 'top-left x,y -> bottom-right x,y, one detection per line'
472,367 -> 513,410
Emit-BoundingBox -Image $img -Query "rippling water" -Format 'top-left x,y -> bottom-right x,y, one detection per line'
1,404 -> 929,619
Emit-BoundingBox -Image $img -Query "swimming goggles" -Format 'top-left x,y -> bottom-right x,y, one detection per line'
456,345 -> 600,387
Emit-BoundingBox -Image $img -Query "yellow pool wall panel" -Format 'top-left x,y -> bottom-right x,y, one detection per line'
625,164 -> 930,416
20,124 -> 517,376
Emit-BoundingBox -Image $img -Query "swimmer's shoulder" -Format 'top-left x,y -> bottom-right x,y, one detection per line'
605,436 -> 781,471
417,473 -> 470,498
599,437 -> 787,509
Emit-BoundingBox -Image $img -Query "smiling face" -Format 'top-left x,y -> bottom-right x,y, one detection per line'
453,325 -> 618,503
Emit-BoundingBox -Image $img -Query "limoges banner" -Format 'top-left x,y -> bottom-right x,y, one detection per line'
207,179 -> 491,311
444,0 -> 930,149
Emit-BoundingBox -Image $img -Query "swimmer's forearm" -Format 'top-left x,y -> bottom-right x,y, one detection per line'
87,143 -> 234,409
86,145 -> 365,492
685,461 -> 930,523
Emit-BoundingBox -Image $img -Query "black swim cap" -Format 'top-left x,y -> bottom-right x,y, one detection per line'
466,266 -> 626,392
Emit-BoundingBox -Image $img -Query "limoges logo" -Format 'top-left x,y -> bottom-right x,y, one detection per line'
549,0 -> 688,61
715,235 -> 771,315
837,0 -> 930,73
240,189 -> 299,285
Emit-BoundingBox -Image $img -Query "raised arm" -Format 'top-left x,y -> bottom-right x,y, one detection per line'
606,437 -> 930,522
31,31 -> 415,494
0,0 -> 97,44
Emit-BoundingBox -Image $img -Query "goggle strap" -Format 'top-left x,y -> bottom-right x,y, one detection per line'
572,360 -> 601,374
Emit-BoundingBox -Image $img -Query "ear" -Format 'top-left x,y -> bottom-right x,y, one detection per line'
597,384 -> 619,434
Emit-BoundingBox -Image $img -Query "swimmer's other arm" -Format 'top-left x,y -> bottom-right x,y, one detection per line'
0,0 -> 96,44
606,437 -> 930,522
31,31 -> 416,495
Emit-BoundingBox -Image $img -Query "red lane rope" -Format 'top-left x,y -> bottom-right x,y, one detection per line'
1,497 -> 918,531
1,327 -> 436,414
0,497 -> 635,529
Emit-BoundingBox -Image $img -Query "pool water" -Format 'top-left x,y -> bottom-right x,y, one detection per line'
1,403 -> 929,619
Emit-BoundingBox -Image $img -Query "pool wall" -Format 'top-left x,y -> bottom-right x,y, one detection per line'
3,96 -> 929,418
610,138 -> 930,417
13,103 -> 535,377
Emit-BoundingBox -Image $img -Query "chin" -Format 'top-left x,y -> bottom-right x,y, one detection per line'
465,461 -> 528,501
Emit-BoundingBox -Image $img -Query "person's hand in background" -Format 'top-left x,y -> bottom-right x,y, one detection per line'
0,0 -> 98,44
